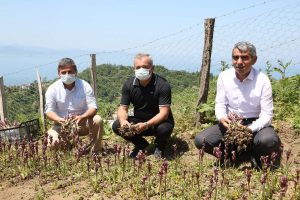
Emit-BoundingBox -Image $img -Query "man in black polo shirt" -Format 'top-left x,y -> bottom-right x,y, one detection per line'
112,53 -> 174,158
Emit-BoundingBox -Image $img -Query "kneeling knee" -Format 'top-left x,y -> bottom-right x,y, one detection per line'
112,120 -> 120,134
194,133 -> 205,149
256,135 -> 280,149
93,115 -> 103,126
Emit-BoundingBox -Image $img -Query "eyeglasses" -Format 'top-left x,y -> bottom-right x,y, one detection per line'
232,55 -> 251,61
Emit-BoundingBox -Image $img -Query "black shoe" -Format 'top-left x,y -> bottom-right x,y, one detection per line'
213,160 -> 225,168
129,147 -> 141,159
154,147 -> 162,159
251,157 -> 261,170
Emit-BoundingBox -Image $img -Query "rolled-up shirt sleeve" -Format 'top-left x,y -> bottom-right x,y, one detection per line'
120,83 -> 130,107
215,73 -> 228,121
84,83 -> 98,110
159,82 -> 171,106
248,79 -> 273,132
45,86 -> 57,113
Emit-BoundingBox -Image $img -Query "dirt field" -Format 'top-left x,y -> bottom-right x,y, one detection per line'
0,120 -> 299,200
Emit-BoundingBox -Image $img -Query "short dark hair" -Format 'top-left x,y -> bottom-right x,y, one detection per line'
57,58 -> 77,73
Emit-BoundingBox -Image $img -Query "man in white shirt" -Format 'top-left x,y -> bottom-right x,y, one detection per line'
194,41 -> 281,169
45,58 -> 103,153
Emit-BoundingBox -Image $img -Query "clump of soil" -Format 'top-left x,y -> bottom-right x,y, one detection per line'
60,115 -> 79,135
224,112 -> 253,153
118,123 -> 138,137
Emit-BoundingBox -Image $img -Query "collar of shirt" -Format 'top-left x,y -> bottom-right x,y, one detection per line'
234,67 -> 255,82
59,78 -> 79,92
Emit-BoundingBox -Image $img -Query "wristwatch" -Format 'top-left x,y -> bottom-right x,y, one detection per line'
144,122 -> 149,130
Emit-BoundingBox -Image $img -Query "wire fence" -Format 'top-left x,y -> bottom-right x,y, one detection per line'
1,0 -> 300,124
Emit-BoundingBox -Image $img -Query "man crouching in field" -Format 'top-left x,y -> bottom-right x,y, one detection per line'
194,41 -> 281,169
112,53 -> 174,159
45,58 -> 104,154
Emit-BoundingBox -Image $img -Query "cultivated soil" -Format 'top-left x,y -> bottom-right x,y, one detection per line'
0,120 -> 299,200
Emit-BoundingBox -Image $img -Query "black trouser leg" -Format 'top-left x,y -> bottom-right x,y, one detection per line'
252,126 -> 281,167
112,117 -> 174,150
112,118 -> 149,149
194,122 -> 281,168
194,124 -> 226,154
153,121 -> 174,151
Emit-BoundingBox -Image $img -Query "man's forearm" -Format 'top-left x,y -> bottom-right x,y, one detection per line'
215,101 -> 228,121
46,111 -> 63,123
146,107 -> 169,127
248,115 -> 272,132
117,106 -> 129,125
81,108 -> 97,119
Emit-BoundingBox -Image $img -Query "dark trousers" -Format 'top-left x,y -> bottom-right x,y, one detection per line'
112,116 -> 174,150
194,119 -> 281,165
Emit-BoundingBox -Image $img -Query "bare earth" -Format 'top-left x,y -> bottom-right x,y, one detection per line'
0,120 -> 299,200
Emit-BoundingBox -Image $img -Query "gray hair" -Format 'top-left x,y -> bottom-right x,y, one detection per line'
57,58 -> 77,72
134,53 -> 153,66
233,41 -> 257,57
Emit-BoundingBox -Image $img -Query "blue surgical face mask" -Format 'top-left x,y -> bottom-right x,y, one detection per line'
135,68 -> 151,81
60,73 -> 76,85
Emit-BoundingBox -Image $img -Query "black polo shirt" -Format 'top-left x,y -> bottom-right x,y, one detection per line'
120,73 -> 174,122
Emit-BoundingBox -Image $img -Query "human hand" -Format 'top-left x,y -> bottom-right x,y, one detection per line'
74,115 -> 85,124
56,117 -> 66,124
120,119 -> 131,128
220,117 -> 231,129
134,122 -> 148,134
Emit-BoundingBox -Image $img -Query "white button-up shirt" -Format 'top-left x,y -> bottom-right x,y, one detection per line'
215,67 -> 273,132
45,78 -> 97,118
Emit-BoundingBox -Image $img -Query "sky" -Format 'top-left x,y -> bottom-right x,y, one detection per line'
0,0 -> 267,50
0,0 -> 299,85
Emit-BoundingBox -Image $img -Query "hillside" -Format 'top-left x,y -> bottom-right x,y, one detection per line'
4,64 -> 200,122
79,64 -> 200,102
3,64 -> 299,134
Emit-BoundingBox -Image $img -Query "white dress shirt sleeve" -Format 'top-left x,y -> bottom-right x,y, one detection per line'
84,82 -> 98,110
248,77 -> 273,132
44,86 -> 57,113
215,73 -> 228,121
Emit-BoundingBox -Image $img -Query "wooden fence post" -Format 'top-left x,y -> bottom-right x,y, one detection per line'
195,18 -> 215,127
0,76 -> 6,121
36,69 -> 45,130
90,54 -> 97,99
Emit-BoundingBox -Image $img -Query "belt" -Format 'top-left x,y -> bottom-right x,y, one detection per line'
242,118 -> 258,121
242,118 -> 258,125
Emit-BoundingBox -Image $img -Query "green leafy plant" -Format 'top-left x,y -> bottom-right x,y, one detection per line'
274,60 -> 292,80
265,61 -> 274,80
197,101 -> 215,123
219,61 -> 229,72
